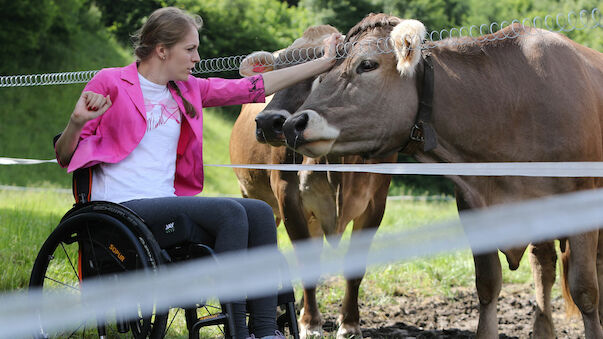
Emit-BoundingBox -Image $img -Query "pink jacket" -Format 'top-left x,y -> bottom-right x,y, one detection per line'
58,61 -> 265,196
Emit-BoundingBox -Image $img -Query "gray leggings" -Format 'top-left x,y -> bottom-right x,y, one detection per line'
122,196 -> 278,338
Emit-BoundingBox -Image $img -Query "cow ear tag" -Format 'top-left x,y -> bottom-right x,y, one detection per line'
253,63 -> 269,73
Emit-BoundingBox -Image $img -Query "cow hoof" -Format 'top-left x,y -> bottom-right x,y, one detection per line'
532,312 -> 555,339
299,324 -> 323,339
299,308 -> 324,339
336,323 -> 362,338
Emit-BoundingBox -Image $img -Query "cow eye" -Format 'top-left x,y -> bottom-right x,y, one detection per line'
356,60 -> 379,74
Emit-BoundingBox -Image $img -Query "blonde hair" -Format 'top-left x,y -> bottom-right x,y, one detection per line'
132,7 -> 203,118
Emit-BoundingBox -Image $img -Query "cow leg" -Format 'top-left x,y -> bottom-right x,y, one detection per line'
337,213 -> 382,338
299,286 -> 323,339
455,190 -> 501,338
598,230 -> 603,327
528,242 -> 556,338
297,219 -> 324,339
292,241 -> 324,339
473,252 -> 502,339
567,231 -> 603,338
272,170 -> 324,338
337,276 -> 362,339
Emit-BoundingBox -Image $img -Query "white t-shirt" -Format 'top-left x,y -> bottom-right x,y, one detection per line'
91,73 -> 182,203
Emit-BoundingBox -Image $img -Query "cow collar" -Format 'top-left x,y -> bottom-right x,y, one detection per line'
399,52 -> 437,155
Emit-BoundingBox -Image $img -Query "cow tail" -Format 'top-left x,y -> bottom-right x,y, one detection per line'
559,238 -> 580,317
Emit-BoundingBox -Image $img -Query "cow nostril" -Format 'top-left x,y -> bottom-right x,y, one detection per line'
294,113 -> 309,132
272,116 -> 285,132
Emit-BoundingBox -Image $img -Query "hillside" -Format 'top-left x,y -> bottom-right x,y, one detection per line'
0,13 -> 130,189
0,5 -> 242,196
0,99 -> 241,196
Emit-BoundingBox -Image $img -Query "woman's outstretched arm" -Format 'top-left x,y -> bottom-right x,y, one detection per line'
261,33 -> 343,96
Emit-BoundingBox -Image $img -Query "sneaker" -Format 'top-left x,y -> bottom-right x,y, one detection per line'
257,330 -> 286,339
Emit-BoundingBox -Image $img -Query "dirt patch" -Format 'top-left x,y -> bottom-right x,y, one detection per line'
318,283 -> 584,338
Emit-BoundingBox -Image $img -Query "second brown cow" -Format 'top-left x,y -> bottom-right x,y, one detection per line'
229,25 -> 395,338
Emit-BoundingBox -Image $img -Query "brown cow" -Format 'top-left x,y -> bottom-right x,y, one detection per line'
278,14 -> 603,338
230,25 -> 396,338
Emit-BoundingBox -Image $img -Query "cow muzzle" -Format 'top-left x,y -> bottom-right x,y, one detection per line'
283,110 -> 340,157
255,110 -> 290,146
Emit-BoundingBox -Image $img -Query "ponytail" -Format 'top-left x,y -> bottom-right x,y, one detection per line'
169,81 -> 198,119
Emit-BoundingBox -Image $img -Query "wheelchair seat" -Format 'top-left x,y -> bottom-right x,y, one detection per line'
29,157 -> 299,339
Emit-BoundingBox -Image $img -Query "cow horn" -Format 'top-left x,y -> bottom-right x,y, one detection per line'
239,51 -> 275,77
390,19 -> 426,78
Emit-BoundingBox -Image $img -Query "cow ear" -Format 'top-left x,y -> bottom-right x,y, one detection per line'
239,51 -> 275,77
390,20 -> 426,78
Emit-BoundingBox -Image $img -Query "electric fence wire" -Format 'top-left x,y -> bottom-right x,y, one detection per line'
0,8 -> 599,88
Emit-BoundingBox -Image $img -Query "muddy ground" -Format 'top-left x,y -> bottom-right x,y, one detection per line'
318,283 -> 585,338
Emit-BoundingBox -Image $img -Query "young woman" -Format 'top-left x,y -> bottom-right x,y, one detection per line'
54,6 -> 341,339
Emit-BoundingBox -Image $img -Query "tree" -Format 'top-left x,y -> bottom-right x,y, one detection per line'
0,0 -> 102,74
299,0 -> 376,33
181,0 -> 311,78
462,0 -> 601,49
91,0 -> 175,46
376,0 -> 469,32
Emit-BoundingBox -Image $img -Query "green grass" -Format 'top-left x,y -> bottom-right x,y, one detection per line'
0,189 -> 536,331
0,189 -> 72,291
201,107 -> 242,196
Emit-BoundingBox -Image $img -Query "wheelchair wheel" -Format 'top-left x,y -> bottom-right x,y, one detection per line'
29,202 -> 168,338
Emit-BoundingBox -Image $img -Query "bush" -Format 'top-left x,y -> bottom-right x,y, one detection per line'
182,0 -> 312,78
91,0 -> 174,46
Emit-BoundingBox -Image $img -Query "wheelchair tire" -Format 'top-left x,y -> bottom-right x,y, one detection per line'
29,202 -> 168,339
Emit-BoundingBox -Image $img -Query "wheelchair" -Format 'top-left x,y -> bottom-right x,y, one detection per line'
29,166 -> 300,339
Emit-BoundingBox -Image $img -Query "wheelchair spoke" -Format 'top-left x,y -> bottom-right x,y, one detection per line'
84,224 -> 102,276
200,304 -> 226,335
164,308 -> 180,337
83,225 -> 132,274
202,304 -> 220,312
43,275 -> 80,292
60,242 -> 80,281
31,204 -> 169,338
65,320 -> 86,338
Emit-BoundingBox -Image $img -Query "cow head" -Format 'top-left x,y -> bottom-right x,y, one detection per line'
239,25 -> 341,147
280,14 -> 426,158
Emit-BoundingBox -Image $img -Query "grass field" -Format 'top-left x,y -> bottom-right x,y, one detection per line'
0,184 -> 543,337
0,188 -> 536,292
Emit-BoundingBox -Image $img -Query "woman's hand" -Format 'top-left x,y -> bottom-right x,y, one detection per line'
71,91 -> 112,127
261,32 -> 343,96
322,33 -> 344,63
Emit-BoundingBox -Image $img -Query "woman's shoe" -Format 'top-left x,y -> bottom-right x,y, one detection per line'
247,330 -> 286,339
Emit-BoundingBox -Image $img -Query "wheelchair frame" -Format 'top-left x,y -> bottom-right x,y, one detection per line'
29,166 -> 299,339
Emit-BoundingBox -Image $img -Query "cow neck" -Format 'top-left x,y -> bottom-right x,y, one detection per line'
398,52 -> 437,155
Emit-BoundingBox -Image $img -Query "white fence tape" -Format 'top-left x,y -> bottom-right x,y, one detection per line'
0,157 -> 56,165
3,156 -> 603,177
214,162 -> 603,177
0,185 -> 71,194
2,187 -> 603,338
0,185 -> 450,201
